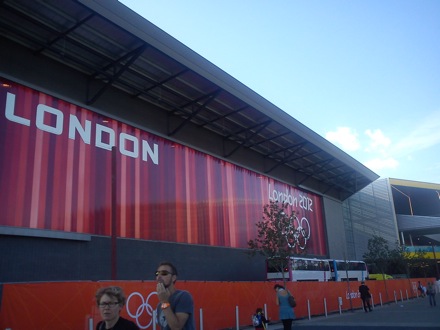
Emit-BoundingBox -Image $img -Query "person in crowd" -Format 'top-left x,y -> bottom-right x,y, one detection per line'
253,307 -> 269,330
274,284 -> 295,330
427,281 -> 437,307
358,281 -> 373,312
95,286 -> 139,330
418,281 -> 425,297
155,261 -> 195,330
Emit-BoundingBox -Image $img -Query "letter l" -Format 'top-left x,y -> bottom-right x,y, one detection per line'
5,92 -> 30,126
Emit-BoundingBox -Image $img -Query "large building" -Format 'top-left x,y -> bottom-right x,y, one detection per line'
0,0 -> 381,283
343,178 -> 440,277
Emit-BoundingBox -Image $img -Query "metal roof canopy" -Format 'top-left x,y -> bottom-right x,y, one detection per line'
0,0 -> 378,200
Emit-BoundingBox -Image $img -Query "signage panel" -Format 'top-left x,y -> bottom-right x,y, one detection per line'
0,79 -> 327,255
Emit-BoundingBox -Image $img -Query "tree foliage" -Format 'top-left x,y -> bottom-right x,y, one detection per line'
248,201 -> 304,285
387,242 -> 409,275
404,248 -> 433,278
363,235 -> 434,278
363,235 -> 399,276
363,235 -> 390,271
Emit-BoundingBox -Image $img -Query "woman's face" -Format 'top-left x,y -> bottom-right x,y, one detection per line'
98,293 -> 122,323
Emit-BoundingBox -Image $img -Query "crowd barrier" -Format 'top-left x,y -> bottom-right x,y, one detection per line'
0,278 -> 433,330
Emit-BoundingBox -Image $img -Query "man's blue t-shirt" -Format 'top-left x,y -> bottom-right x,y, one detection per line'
157,290 -> 195,330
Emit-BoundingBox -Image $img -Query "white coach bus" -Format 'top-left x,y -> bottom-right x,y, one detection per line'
267,257 -> 368,282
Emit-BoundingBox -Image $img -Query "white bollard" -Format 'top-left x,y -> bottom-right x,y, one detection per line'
236,306 -> 239,330
379,292 -> 383,306
89,318 -> 93,330
324,298 -> 328,317
338,297 -> 343,314
400,290 -> 404,303
199,308 -> 203,330
307,299 -> 311,320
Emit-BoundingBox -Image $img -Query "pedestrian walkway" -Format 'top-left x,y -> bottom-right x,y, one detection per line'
242,297 -> 439,329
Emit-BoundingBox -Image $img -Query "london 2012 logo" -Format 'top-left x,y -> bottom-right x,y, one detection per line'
268,183 -> 312,250
126,291 -> 158,329
284,215 -> 310,250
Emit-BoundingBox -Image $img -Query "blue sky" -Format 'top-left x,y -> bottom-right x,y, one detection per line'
120,0 -> 440,184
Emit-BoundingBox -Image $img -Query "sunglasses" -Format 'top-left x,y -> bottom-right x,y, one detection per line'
98,302 -> 120,309
155,270 -> 174,276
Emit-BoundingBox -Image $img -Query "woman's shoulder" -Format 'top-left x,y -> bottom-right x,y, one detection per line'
117,317 -> 139,329
278,289 -> 288,296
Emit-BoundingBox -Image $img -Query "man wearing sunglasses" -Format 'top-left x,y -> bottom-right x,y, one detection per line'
155,261 -> 195,330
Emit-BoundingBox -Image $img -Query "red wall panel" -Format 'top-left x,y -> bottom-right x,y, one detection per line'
0,78 -> 327,255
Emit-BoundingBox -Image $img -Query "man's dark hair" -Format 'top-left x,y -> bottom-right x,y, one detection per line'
158,261 -> 178,276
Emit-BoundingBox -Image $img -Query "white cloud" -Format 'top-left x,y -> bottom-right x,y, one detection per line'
325,127 -> 360,152
364,157 -> 399,171
394,110 -> 440,154
325,126 -> 397,174
364,129 -> 391,153
325,111 -> 440,179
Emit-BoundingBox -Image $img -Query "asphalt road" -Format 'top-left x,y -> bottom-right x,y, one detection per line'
244,296 -> 439,330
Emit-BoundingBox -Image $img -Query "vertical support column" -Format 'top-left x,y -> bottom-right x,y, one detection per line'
111,146 -> 117,280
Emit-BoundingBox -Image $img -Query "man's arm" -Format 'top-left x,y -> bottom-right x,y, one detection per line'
165,291 -> 193,330
161,307 -> 189,330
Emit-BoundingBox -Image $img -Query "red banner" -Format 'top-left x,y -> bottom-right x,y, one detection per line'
0,78 -> 326,254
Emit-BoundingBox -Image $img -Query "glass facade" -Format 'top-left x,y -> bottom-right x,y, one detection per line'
342,178 -> 398,260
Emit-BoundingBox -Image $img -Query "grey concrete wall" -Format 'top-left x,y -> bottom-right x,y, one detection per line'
0,235 -> 266,282
322,197 -> 347,259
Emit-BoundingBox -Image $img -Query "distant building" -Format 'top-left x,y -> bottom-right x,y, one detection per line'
343,178 -> 440,267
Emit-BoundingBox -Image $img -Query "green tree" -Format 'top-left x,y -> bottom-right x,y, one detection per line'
363,235 -> 393,300
363,235 -> 392,277
404,248 -> 432,278
363,235 -> 400,275
248,201 -> 304,286
388,241 -> 409,276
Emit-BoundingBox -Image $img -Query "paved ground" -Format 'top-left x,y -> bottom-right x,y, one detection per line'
243,297 -> 440,329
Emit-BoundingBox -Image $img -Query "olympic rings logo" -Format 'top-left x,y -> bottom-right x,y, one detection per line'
126,291 -> 158,329
285,216 -> 310,250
